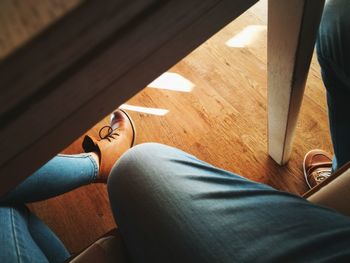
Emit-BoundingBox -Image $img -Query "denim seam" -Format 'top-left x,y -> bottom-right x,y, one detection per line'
317,54 -> 341,167
57,153 -> 99,181
57,153 -> 91,159
87,154 -> 99,182
329,103 -> 339,169
27,213 -> 58,262
10,208 -> 22,263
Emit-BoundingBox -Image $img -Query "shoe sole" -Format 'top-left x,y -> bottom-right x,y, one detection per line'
303,149 -> 314,189
303,149 -> 332,189
118,109 -> 136,147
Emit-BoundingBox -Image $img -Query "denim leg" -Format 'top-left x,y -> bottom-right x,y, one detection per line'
1,153 -> 98,204
317,0 -> 350,170
27,208 -> 70,263
108,143 -> 350,263
0,153 -> 97,262
0,205 -> 69,263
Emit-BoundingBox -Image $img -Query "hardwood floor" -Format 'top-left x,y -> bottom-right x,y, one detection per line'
26,0 -> 332,254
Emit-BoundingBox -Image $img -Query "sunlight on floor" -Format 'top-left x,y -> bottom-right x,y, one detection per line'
120,104 -> 169,116
147,72 -> 194,92
226,25 -> 266,48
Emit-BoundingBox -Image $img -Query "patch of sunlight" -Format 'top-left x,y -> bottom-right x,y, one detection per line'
147,72 -> 194,92
226,25 -> 266,48
120,104 -> 169,116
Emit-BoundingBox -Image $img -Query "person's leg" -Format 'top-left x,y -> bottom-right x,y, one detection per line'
108,143 -> 350,262
0,153 -> 97,263
0,205 -> 69,263
316,0 -> 350,170
0,109 -> 135,263
1,109 -> 136,204
0,153 -> 98,204
27,207 -> 71,263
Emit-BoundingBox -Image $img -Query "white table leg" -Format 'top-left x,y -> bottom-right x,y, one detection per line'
268,0 -> 325,165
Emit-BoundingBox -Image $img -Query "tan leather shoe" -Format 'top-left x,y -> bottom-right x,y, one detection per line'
303,149 -> 332,189
82,109 -> 136,183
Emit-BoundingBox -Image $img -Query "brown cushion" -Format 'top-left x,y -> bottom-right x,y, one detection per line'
305,161 -> 350,217
69,231 -> 129,263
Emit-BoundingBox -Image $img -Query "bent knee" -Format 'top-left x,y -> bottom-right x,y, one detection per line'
317,0 -> 350,58
107,143 -> 177,192
110,143 -> 173,175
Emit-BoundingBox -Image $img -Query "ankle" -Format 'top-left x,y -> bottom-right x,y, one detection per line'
90,152 -> 100,172
82,110 -> 136,184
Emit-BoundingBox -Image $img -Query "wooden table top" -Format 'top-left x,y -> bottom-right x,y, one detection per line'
0,0 -> 258,195
0,0 -> 80,60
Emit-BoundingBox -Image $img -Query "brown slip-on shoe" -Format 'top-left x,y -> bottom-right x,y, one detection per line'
82,109 -> 136,183
303,149 -> 333,189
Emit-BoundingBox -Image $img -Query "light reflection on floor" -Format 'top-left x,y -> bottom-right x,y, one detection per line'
226,25 -> 266,48
120,72 -> 196,117
120,104 -> 169,116
147,72 -> 194,92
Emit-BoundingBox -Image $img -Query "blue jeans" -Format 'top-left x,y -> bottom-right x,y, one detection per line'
316,0 -> 350,170
108,143 -> 350,262
0,154 -> 98,263
2,145 -> 350,263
